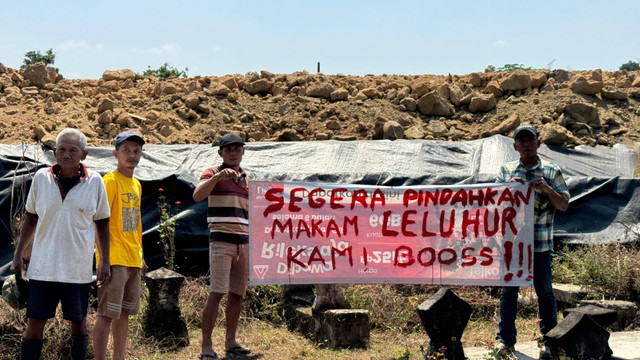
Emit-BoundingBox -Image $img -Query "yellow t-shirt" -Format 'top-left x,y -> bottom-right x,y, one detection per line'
97,170 -> 143,267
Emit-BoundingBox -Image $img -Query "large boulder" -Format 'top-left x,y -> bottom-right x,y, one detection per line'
330,88 -> 349,101
306,83 -> 334,99
417,91 -> 455,117
469,73 -> 482,87
500,70 -> 532,91
468,93 -> 497,113
97,98 -> 115,113
22,62 -> 54,88
276,128 -> 303,141
601,87 -> 628,100
570,76 -> 604,95
184,94 -> 200,109
449,84 -> 464,106
382,121 -> 404,140
412,81 -> 431,98
361,87 -> 380,99
550,69 -> 571,83
207,83 -> 231,96
483,81 -> 503,98
400,97 -> 417,112
404,125 -> 426,139
564,103 -> 600,128
426,120 -> 448,137
102,69 -> 135,82
490,113 -> 520,135
244,78 -> 272,94
530,72 -> 548,88
539,123 -> 569,146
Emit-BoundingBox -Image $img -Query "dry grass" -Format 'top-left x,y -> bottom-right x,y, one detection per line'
0,280 -> 542,360
6,242 -> 639,359
553,242 -> 640,300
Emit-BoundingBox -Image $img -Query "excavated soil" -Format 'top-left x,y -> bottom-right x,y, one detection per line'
1,64 -> 640,168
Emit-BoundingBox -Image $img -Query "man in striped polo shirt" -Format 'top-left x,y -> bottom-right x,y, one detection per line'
193,133 -> 250,359
495,123 -> 570,359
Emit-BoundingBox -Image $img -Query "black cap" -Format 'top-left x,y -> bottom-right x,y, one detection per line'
219,133 -> 245,149
115,131 -> 145,148
513,123 -> 538,140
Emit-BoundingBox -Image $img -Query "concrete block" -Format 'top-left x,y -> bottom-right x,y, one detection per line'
579,300 -> 639,331
545,312 -> 611,360
316,309 -> 370,349
563,305 -> 618,329
553,283 -> 588,309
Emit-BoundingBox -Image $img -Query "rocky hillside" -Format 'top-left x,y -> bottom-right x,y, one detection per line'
1,62 -> 640,151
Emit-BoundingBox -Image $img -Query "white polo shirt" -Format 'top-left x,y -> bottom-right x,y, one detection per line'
25,164 -> 111,284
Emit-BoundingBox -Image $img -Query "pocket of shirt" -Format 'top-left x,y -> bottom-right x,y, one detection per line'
76,206 -> 97,229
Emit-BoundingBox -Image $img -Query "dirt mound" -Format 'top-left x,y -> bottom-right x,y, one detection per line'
1,62 -> 640,150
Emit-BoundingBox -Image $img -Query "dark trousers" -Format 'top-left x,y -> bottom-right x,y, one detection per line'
498,250 -> 557,346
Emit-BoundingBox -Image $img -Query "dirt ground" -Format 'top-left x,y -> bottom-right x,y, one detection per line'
1,64 -> 640,159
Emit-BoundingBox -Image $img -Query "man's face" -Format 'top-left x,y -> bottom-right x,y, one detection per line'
218,144 -> 245,167
113,140 -> 143,169
513,133 -> 540,159
54,135 -> 87,169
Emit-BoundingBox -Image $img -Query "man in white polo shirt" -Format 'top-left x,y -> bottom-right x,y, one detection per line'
11,128 -> 111,360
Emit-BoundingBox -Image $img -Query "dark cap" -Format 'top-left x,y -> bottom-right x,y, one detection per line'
513,123 -> 538,140
219,133 -> 245,149
115,131 -> 145,148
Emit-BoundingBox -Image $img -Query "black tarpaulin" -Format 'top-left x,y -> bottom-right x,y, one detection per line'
1,136 -> 638,278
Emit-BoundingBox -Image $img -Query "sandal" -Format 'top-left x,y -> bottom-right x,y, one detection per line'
199,352 -> 218,359
226,345 -> 251,355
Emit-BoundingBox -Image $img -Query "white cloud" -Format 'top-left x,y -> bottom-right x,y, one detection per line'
148,43 -> 181,55
494,39 -> 507,47
56,40 -> 105,53
56,40 -> 91,51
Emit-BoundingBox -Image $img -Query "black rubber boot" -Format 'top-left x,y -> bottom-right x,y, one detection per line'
21,338 -> 43,360
70,335 -> 88,360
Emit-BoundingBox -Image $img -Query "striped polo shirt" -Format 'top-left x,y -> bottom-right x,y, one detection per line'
199,164 -> 249,244
496,157 -> 570,252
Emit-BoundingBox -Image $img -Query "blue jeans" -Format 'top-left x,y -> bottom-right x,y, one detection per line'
497,250 -> 557,346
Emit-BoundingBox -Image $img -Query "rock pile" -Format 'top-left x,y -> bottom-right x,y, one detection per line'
1,62 -> 640,148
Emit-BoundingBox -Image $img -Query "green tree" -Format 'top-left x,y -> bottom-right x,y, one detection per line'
21,48 -> 56,69
620,60 -> 640,71
143,62 -> 188,78
485,63 -> 547,72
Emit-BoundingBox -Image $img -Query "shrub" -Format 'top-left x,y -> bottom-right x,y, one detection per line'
620,60 -> 640,71
553,242 -> 640,300
143,63 -> 188,78
156,188 -> 179,270
21,49 -> 56,69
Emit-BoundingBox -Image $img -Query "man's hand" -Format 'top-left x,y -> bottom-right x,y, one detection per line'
10,256 -> 23,278
509,177 -> 525,184
218,168 -> 239,181
142,260 -> 149,277
530,177 -> 552,194
97,262 -> 111,286
11,214 -> 38,279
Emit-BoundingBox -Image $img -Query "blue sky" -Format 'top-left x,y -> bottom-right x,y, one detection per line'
1,0 -> 639,79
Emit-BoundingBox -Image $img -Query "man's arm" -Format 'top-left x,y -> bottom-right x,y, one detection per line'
10,213 -> 38,277
532,178 -> 569,211
192,168 -> 238,202
95,219 -> 111,285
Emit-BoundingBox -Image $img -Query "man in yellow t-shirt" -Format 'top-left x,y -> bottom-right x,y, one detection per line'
93,131 -> 147,360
